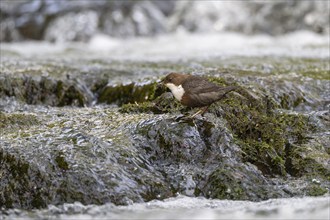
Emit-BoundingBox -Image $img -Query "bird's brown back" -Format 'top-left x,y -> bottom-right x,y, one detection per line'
181,76 -> 237,107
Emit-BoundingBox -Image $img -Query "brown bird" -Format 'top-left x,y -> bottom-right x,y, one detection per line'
161,73 -> 238,117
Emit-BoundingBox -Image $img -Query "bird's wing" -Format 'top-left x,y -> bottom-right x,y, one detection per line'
182,76 -> 220,94
182,77 -> 238,107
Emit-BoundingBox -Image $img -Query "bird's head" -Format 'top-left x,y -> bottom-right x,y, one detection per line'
160,73 -> 190,101
161,73 -> 190,87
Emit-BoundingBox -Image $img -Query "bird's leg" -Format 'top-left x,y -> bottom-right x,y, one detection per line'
200,106 -> 209,116
189,106 -> 209,118
189,109 -> 203,118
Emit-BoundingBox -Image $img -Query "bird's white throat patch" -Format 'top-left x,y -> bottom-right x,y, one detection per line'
165,83 -> 185,101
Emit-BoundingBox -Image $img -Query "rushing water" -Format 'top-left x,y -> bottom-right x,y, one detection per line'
1,31 -> 329,219
1,31 -> 329,60
2,195 -> 329,220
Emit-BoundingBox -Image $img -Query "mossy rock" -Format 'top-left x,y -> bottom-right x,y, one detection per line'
57,84 -> 86,107
118,75 -> 327,180
98,82 -> 159,106
306,185 -> 328,196
0,150 -> 50,209
0,75 -> 91,107
55,152 -> 70,171
120,92 -> 185,114
203,162 -> 284,201
0,112 -> 39,129
207,86 -> 317,177
285,143 -> 330,179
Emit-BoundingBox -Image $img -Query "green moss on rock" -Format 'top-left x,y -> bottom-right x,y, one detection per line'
0,150 -> 49,209
206,168 -> 248,200
120,92 -> 184,114
212,89 -> 313,177
58,85 -> 85,107
204,162 -> 282,201
98,82 -> 158,106
120,102 -> 155,114
0,112 -> 39,129
285,144 -> 330,179
307,185 -> 328,196
55,152 -> 69,171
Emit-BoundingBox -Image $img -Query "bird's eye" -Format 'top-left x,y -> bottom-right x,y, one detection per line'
168,77 -> 173,82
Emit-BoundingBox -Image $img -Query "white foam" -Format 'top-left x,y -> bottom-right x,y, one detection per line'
5,195 -> 329,220
1,31 -> 329,61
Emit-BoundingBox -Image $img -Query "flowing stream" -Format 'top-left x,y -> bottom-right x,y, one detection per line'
1,31 -> 329,219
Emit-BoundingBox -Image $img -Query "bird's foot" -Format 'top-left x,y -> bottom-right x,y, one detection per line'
189,109 -> 203,118
189,106 -> 209,118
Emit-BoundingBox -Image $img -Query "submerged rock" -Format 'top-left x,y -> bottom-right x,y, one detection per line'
0,108 -> 174,208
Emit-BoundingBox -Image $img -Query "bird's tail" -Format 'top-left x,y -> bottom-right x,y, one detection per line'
217,86 -> 239,100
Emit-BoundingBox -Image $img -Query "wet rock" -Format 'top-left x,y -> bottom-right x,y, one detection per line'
133,116 -> 285,200
98,81 -> 158,106
0,108 -> 174,208
0,111 -> 39,129
0,54 -> 329,209
204,162 -> 282,200
0,75 -> 93,107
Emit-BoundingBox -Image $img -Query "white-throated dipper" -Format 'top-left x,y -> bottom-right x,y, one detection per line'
161,72 -> 238,117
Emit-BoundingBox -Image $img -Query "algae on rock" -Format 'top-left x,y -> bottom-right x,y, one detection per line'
0,54 -> 329,209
